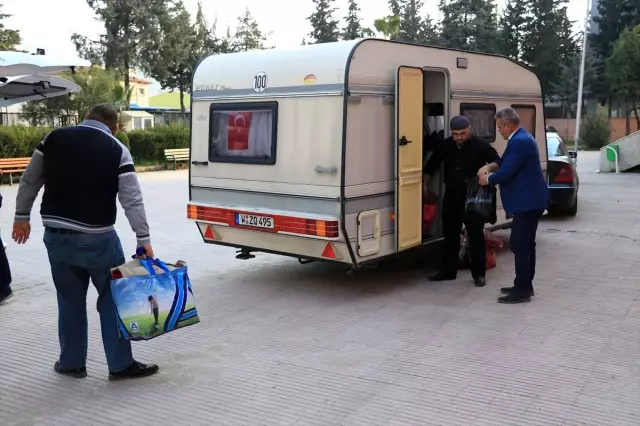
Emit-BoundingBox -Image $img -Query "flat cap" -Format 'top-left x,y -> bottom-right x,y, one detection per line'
450,115 -> 471,131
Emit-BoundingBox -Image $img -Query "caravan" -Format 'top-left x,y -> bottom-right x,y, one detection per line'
187,38 -> 547,269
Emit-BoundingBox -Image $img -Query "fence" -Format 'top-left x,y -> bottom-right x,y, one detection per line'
0,112 -> 79,127
547,118 -> 640,143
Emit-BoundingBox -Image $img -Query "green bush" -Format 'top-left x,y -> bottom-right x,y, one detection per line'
0,122 -> 189,163
580,115 -> 612,149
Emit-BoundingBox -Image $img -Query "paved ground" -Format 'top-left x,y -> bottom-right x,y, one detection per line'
1,151 -> 640,426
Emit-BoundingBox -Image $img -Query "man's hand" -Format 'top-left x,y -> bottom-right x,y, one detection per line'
479,173 -> 491,186
477,165 -> 490,178
137,243 -> 155,259
12,221 -> 31,244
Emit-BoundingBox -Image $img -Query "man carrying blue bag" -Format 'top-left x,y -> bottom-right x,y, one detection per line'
110,251 -> 200,341
12,104 -> 160,380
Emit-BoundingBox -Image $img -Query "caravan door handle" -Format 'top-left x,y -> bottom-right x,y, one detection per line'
399,136 -> 412,146
191,161 -> 208,166
315,165 -> 338,174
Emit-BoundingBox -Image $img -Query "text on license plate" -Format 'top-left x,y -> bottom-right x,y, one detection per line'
235,213 -> 274,229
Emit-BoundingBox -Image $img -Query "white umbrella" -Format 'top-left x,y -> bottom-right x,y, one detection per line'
0,51 -> 90,76
0,74 -> 82,107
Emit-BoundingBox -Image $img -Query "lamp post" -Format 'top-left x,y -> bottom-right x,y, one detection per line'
573,0 -> 592,157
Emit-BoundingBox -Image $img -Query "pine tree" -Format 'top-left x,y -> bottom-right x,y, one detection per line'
522,0 -> 578,98
232,8 -> 270,52
343,0 -> 364,40
438,0 -> 499,52
0,4 -> 21,51
399,0 -> 425,43
308,0 -> 340,43
497,0 -> 527,60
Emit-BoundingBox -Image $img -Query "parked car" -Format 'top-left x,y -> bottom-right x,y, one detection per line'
546,132 -> 579,216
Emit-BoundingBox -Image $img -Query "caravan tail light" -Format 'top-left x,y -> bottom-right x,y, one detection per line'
187,204 -> 339,239
553,164 -> 574,183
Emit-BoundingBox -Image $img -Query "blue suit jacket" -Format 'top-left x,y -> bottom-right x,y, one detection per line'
488,128 -> 550,215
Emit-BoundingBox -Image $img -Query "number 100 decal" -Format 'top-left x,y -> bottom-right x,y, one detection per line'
253,72 -> 268,93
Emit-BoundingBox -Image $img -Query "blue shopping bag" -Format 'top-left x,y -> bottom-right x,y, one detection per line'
110,257 -> 200,341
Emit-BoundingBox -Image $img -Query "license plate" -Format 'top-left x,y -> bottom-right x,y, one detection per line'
235,213 -> 274,229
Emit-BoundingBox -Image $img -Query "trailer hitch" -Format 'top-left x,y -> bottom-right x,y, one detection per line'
235,249 -> 255,260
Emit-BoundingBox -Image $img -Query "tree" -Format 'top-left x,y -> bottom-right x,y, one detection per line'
343,0 -> 364,40
552,39 -> 600,118
20,67 -> 121,125
141,0 -> 194,117
606,25 -> 640,133
232,8 -> 271,51
438,0 -> 499,53
589,0 -> 640,116
521,0 -> 577,99
0,3 -> 21,51
497,0 -> 527,60
71,0 -> 168,90
373,15 -> 401,40
307,0 -> 340,44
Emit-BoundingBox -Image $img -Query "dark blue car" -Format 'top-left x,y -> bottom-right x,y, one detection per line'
546,132 -> 579,216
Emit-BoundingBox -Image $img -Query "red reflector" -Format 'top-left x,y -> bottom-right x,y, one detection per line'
321,242 -> 336,259
204,225 -> 214,239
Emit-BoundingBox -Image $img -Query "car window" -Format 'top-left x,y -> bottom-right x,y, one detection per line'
557,141 -> 568,156
546,136 -> 561,158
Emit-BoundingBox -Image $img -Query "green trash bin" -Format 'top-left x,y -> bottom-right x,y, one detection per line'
606,144 -> 619,162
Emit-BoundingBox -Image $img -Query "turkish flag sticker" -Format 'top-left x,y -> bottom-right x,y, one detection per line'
227,112 -> 251,151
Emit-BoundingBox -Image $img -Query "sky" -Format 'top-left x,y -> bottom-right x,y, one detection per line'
4,0 -> 590,96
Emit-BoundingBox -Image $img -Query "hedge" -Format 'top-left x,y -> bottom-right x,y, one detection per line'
0,122 -> 189,163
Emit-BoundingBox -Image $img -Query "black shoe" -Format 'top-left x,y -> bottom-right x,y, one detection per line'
497,293 -> 531,304
54,361 -> 87,378
429,272 -> 456,281
108,361 -> 159,381
500,287 -> 534,297
474,277 -> 486,287
0,289 -> 12,304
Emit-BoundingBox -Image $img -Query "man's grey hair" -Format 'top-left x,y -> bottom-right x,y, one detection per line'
495,107 -> 520,125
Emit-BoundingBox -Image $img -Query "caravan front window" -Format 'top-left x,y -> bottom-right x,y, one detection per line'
208,101 -> 278,165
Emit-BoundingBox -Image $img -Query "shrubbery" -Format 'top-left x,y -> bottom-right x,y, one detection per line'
579,115 -> 612,149
0,122 -> 189,163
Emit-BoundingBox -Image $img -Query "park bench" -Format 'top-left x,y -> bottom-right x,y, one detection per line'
164,148 -> 190,170
0,157 -> 31,185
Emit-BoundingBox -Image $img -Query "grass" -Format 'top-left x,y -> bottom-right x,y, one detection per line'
121,303 -> 198,339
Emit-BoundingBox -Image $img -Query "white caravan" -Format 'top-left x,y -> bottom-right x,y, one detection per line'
187,38 -> 547,269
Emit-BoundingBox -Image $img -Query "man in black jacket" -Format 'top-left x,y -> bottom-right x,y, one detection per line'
0,192 -> 12,304
424,116 -> 500,287
12,104 -> 159,381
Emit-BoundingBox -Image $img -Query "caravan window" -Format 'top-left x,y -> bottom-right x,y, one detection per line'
512,105 -> 536,136
208,101 -> 278,165
460,103 -> 496,142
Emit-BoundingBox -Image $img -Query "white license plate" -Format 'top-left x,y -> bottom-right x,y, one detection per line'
235,213 -> 274,229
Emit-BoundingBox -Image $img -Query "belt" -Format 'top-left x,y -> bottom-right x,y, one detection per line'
45,227 -> 85,235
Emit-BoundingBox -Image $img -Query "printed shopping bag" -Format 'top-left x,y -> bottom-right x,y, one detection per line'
110,257 -> 200,341
464,177 -> 497,224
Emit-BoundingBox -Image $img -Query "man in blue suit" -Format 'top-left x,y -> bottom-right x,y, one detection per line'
478,107 -> 549,303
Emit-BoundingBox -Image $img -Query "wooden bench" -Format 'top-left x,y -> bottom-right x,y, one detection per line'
164,148 -> 190,170
0,157 -> 31,185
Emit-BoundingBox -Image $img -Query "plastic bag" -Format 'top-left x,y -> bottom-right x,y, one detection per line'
110,257 -> 200,341
465,178 -> 496,223
458,229 -> 502,270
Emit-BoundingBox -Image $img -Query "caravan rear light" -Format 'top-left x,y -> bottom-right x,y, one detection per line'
305,219 -> 339,238
187,204 -> 339,239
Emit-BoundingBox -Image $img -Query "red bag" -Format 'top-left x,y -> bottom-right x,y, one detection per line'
423,204 -> 437,232
486,248 -> 497,270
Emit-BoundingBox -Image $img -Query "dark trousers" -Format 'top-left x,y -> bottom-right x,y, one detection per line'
0,242 -> 11,294
441,190 -> 486,278
510,210 -> 542,295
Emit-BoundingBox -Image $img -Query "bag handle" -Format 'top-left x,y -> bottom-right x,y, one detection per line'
131,248 -> 171,276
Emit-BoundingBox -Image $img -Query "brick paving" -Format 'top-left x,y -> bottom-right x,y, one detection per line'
1,152 -> 640,425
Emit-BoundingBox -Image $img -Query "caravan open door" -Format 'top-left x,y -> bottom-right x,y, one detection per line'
395,66 -> 424,252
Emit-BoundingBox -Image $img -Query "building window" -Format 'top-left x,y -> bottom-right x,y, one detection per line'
139,88 -> 145,95
511,105 -> 536,136
143,118 -> 153,129
460,103 -> 496,142
133,117 -> 143,130
209,101 -> 278,165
